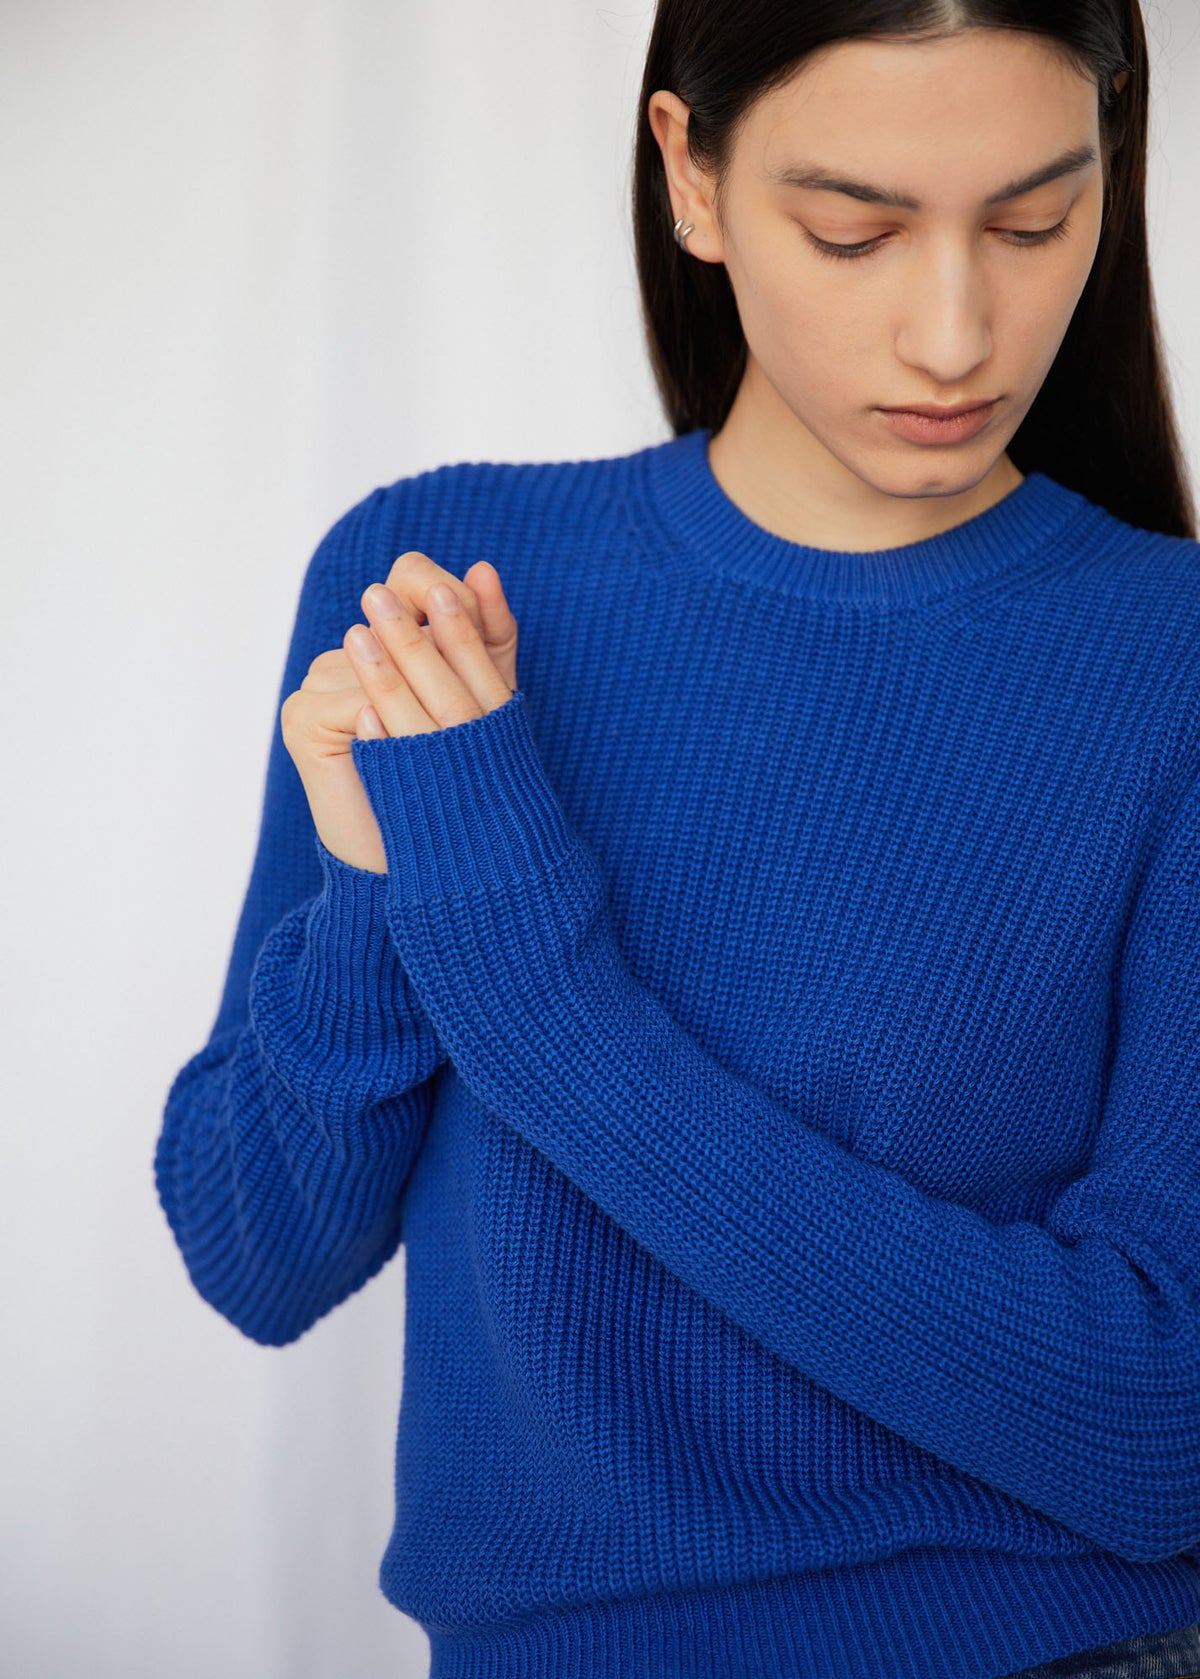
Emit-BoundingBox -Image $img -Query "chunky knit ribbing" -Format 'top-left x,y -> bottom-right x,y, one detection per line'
155,429 -> 1200,1678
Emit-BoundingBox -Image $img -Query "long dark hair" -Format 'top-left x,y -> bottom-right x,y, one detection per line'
632,0 -> 1196,540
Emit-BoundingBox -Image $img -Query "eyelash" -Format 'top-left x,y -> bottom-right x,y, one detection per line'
804,216 -> 1073,262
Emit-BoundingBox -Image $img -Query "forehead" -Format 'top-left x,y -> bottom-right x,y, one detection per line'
746,28 -> 1094,155
735,31 -> 1098,206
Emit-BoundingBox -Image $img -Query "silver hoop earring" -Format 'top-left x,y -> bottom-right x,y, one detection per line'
673,216 -> 695,253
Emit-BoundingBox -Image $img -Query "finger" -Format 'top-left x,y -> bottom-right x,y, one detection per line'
282,682 -> 380,753
302,637 -> 432,694
422,583 -> 515,712
346,604 -> 479,737
302,648 -> 374,693
358,586 -> 506,725
380,551 -> 484,635
462,561 -> 519,691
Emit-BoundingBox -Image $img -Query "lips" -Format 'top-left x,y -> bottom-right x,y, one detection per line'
878,401 -> 999,445
882,401 -> 997,418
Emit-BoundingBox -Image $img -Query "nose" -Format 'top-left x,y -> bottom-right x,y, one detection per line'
894,241 -> 994,384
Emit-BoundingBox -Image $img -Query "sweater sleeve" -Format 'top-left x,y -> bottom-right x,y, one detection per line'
348,687 -> 1200,1564
153,491 -> 446,1347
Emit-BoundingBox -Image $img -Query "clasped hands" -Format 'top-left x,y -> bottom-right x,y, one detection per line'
344,551 -> 519,739
281,551 -> 520,873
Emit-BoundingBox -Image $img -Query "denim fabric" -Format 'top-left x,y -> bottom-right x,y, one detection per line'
1000,1621 -> 1200,1679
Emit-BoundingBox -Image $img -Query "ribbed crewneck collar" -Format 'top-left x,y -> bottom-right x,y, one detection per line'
632,425 -> 1091,609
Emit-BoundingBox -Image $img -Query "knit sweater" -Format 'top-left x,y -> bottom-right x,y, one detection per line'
155,427 -> 1200,1679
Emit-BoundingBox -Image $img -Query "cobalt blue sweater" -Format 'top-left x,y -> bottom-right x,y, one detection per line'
155,427 -> 1200,1679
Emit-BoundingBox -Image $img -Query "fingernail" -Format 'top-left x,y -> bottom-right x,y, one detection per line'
430,583 -> 459,612
348,625 -> 382,660
365,584 -> 401,617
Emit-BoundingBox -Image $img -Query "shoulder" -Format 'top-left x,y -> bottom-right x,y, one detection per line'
1068,495 -> 1200,792
1027,477 -> 1200,708
299,439 -> 662,600
375,442 -> 653,564
301,440 -> 665,619
1050,479 -> 1200,632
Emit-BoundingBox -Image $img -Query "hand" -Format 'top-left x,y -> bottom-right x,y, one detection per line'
344,552 -> 518,740
280,555 -> 517,874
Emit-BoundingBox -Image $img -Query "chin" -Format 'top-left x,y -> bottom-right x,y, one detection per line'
869,445 -> 1005,501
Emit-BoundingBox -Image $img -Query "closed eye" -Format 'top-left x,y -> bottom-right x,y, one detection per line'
803,215 -> 1074,262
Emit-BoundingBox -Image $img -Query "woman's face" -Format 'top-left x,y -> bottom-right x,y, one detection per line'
650,29 -> 1112,504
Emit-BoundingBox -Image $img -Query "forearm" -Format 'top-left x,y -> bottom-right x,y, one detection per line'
155,840 -> 445,1345
351,692 -> 1200,1561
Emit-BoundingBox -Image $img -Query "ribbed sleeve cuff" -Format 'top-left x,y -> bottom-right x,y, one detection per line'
289,832 -> 412,1054
247,830 -> 444,1134
348,689 -> 582,904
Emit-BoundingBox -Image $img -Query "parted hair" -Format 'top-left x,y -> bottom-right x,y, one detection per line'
631,0 -> 1196,540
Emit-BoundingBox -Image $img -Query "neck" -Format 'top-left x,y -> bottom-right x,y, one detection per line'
707,357 -> 1025,555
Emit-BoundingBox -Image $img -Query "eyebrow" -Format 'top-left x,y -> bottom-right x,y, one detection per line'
765,143 -> 1098,209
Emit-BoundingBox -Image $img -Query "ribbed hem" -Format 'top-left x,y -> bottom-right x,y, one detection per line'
628,427 -> 1096,609
418,1547 -> 1200,1679
349,689 -> 583,904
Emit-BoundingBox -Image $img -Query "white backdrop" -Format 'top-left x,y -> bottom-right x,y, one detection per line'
2,3 -> 1198,1676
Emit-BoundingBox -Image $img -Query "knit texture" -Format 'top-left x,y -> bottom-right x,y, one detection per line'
155,428 -> 1200,1678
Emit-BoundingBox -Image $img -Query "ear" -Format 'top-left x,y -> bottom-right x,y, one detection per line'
1112,69 -> 1130,96
646,89 -> 724,265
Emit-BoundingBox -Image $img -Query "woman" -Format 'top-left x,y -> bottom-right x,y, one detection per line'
154,1 -> 1200,1675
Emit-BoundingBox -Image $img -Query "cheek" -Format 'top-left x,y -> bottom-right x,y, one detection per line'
1064,238 -> 1103,317
1008,250 -> 1096,353
737,264 -> 871,403
731,238 -> 841,348
748,301 -> 862,417
1016,200 -> 1104,335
